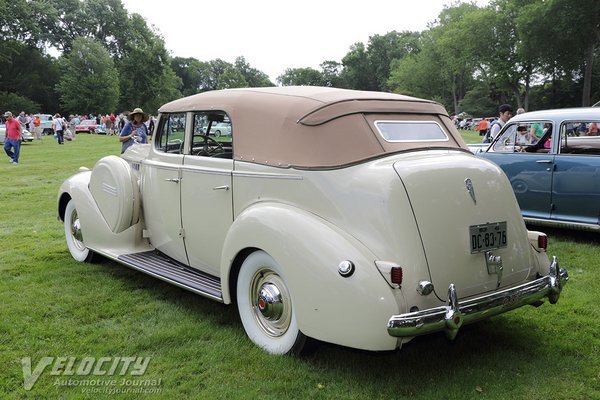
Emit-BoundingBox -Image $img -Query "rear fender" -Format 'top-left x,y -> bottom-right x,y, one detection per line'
221,202 -> 403,351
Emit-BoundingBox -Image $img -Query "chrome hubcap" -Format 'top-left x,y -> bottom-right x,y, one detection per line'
257,283 -> 284,320
69,209 -> 86,251
251,269 -> 291,337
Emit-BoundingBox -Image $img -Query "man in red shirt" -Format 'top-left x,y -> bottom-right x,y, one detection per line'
3,111 -> 23,164
477,118 -> 489,138
32,115 -> 41,139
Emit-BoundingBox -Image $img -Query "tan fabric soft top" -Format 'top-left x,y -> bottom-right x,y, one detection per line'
158,86 -> 467,169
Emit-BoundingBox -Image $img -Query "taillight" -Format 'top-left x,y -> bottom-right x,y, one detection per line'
375,261 -> 403,288
527,231 -> 548,252
391,267 -> 403,285
538,235 -> 548,250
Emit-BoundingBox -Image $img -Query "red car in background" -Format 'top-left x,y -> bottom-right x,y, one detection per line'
75,119 -> 102,133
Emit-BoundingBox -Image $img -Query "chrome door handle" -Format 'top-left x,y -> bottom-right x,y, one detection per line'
165,178 -> 181,183
213,185 -> 230,191
536,160 -> 553,164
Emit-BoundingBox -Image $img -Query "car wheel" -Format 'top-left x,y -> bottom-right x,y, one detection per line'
64,200 -> 94,262
237,250 -> 310,355
214,130 -> 221,137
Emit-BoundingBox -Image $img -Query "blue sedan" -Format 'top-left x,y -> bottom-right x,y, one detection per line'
478,107 -> 600,232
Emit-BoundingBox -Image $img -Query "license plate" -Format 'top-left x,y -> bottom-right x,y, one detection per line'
469,222 -> 507,254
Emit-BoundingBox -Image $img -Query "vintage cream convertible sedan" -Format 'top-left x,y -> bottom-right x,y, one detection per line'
58,87 -> 568,355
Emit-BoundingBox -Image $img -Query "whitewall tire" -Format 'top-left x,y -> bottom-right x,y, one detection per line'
64,200 -> 94,262
237,251 -> 309,355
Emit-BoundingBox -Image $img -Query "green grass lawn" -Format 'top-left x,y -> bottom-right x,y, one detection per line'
1,135 -> 599,399
459,128 -> 483,144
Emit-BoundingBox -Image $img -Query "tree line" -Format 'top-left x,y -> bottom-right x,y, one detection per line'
1,0 -> 598,117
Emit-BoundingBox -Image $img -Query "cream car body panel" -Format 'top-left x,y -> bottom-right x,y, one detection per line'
391,150 -> 536,299
181,156 -> 233,276
221,202 -> 403,351
141,151 -> 188,265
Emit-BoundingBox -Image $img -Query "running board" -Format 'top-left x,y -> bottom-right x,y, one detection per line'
117,251 -> 223,302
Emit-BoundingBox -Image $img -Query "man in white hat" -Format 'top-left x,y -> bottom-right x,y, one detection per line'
3,111 -> 23,164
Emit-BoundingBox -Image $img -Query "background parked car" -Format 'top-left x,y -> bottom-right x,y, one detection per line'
210,121 -> 231,137
95,124 -> 106,134
33,113 -> 54,135
75,119 -> 105,134
197,120 -> 232,136
467,143 -> 490,154
0,124 -> 34,143
477,107 -> 600,232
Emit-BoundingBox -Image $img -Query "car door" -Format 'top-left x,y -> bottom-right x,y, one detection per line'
481,120 -> 554,220
142,112 -> 188,265
552,121 -> 600,225
179,111 -> 234,276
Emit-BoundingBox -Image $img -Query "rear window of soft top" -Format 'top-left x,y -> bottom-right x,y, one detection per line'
375,120 -> 449,142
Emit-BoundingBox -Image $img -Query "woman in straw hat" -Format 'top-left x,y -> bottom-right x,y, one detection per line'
119,107 -> 149,153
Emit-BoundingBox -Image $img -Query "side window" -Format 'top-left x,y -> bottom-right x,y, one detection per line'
560,121 -> 600,155
155,113 -> 186,154
492,121 -> 552,153
190,111 -> 233,158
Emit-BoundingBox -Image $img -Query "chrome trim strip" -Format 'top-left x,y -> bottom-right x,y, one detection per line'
233,171 -> 303,180
387,256 -> 568,339
141,159 -> 304,180
141,159 -> 182,172
524,217 -> 600,232
180,166 -> 231,176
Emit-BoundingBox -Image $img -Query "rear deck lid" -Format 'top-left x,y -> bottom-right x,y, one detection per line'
393,151 -> 534,300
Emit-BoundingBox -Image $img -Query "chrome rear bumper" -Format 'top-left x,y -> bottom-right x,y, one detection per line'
387,256 -> 568,339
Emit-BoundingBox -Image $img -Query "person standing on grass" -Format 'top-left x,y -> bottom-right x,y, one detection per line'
484,104 -> 513,143
118,112 -> 127,131
147,115 -> 155,137
477,118 -> 489,139
3,111 -> 23,164
53,113 -> 65,145
32,114 -> 41,139
18,111 -> 28,130
110,113 -> 116,133
119,108 -> 148,154
105,114 -> 113,135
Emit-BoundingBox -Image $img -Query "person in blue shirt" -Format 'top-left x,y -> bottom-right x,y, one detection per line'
119,107 -> 148,153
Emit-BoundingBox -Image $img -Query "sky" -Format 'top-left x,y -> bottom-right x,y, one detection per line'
120,0 -> 489,84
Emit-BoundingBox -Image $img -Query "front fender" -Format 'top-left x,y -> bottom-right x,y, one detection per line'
58,170 -> 150,257
58,170 -> 114,252
221,202 -> 403,351
58,169 -> 93,222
